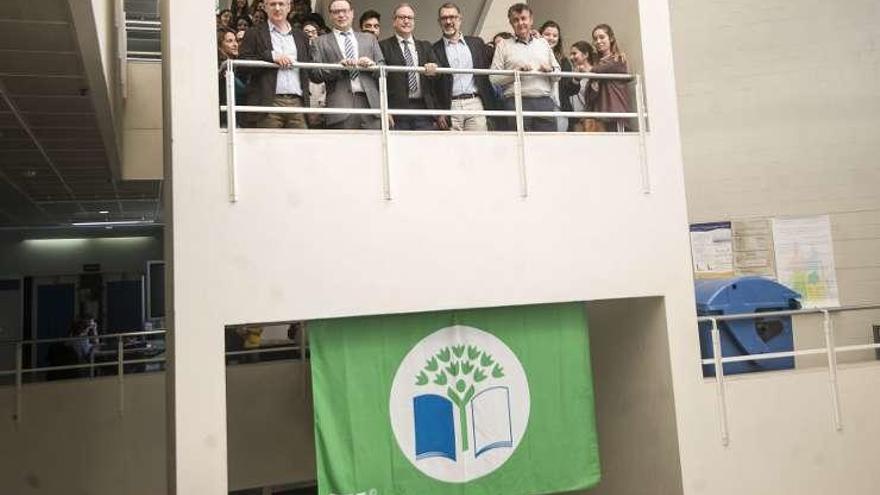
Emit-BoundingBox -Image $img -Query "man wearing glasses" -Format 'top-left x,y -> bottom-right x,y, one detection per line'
431,2 -> 496,131
310,0 -> 385,129
378,3 -> 439,130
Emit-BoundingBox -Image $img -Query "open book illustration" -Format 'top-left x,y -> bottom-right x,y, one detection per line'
413,386 -> 513,460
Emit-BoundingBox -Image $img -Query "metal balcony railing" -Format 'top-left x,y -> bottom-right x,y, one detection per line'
698,303 -> 880,446
222,59 -> 650,203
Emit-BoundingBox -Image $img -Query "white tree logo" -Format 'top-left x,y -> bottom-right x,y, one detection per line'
389,326 -> 530,483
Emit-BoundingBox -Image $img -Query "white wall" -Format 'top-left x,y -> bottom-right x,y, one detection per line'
667,0 -> 880,493
671,1 -> 880,360
581,297 -> 684,495
0,361 -> 316,494
0,235 -> 163,278
165,0 -> 694,493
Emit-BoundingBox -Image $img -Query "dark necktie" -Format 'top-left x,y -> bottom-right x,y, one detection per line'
401,39 -> 418,95
341,32 -> 357,80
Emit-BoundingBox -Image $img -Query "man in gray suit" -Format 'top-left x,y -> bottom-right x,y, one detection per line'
310,0 -> 385,129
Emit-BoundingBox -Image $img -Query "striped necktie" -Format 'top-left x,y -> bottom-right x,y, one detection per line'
401,39 -> 418,95
341,32 -> 357,80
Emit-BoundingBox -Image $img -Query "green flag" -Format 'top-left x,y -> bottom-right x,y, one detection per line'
310,303 -> 600,495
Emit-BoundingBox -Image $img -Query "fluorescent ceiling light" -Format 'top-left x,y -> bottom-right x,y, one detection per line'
71,220 -> 156,227
98,210 -> 110,214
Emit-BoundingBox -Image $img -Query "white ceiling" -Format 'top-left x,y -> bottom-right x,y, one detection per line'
0,0 -> 161,229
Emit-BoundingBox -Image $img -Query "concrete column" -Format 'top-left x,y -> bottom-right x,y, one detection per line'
162,0 -> 229,493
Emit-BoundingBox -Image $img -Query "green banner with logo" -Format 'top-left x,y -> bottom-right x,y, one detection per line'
309,303 -> 600,495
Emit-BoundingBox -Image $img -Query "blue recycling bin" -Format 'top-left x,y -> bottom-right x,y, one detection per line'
695,277 -> 801,376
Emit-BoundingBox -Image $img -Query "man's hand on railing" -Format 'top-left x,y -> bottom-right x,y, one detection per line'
424,63 -> 438,77
355,57 -> 376,69
274,53 -> 295,69
436,115 -> 449,130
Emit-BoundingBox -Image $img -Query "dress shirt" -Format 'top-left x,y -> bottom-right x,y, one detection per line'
489,34 -> 560,98
396,35 -> 421,99
443,35 -> 478,97
269,21 -> 303,96
333,29 -> 364,93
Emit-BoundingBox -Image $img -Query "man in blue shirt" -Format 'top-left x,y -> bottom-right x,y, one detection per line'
240,0 -> 312,128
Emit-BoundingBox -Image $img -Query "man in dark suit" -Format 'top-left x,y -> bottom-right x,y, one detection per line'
310,0 -> 384,129
378,3 -> 439,131
432,3 -> 496,131
239,0 -> 311,128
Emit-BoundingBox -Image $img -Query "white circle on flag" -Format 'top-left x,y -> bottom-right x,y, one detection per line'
389,325 -> 530,483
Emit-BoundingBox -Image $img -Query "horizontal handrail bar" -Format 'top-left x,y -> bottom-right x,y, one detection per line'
230,59 -> 635,80
226,345 -> 302,356
0,345 -> 304,376
6,330 -> 167,347
696,303 -> 880,323
125,20 -> 161,26
701,342 -> 880,365
222,104 -> 638,120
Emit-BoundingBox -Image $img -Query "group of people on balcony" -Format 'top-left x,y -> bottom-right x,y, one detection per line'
217,0 -> 632,132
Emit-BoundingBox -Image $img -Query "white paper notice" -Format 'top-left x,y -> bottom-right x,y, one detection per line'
690,222 -> 734,278
732,219 -> 777,279
772,215 -> 840,308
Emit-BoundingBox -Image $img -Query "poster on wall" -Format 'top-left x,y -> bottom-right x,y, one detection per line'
690,222 -> 734,279
772,215 -> 840,308
732,219 -> 777,279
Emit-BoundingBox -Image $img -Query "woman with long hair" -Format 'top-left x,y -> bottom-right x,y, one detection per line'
590,24 -> 632,132
230,0 -> 250,20
539,20 -> 573,132
567,41 -> 600,132
217,28 -> 247,126
217,8 -> 234,28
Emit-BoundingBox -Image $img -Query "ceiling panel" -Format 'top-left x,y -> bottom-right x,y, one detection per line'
0,23 -> 76,52
0,51 -> 82,77
0,0 -> 163,228
10,95 -> 94,114
5,0 -> 71,22
2,77 -> 89,96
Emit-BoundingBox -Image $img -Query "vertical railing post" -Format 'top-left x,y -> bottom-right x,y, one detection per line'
711,318 -> 730,446
379,66 -> 392,201
89,347 -> 96,378
301,323 -> 309,398
822,310 -> 843,431
634,74 -> 650,194
14,342 -> 22,423
117,337 -> 125,417
513,71 -> 528,198
226,58 -> 239,203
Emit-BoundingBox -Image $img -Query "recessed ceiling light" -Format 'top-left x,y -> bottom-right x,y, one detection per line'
22,170 -> 37,178
98,210 -> 110,214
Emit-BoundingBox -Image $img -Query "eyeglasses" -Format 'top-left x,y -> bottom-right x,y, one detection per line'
395,15 -> 415,21
439,15 -> 460,21
329,8 -> 350,15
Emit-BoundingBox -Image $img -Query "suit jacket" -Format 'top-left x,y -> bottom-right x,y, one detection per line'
431,35 -> 497,110
238,22 -> 312,109
309,30 -> 384,126
378,35 -> 439,110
